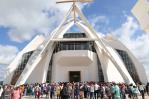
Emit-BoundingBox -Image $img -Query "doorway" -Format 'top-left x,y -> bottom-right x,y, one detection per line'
69,71 -> 81,82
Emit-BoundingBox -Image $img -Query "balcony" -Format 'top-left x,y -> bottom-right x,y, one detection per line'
53,50 -> 95,66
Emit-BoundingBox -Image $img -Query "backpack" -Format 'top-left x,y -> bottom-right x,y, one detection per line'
83,86 -> 88,92
51,85 -> 55,92
62,87 -> 69,96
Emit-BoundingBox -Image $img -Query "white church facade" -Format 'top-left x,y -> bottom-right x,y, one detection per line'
4,0 -> 148,86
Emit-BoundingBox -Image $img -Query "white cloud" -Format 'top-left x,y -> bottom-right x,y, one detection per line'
89,15 -> 149,79
0,0 -> 84,42
0,45 -> 19,64
0,0 -> 87,80
0,45 -> 18,80
89,15 -> 109,32
0,65 -> 7,81
111,16 -> 149,80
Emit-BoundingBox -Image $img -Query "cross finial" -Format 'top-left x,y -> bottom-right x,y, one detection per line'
56,0 -> 93,23
56,0 -> 93,4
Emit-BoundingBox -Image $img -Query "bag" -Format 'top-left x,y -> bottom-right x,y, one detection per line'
62,87 -> 69,96
83,86 -> 88,92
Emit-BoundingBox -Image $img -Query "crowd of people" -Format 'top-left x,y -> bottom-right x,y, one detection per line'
0,82 -> 149,99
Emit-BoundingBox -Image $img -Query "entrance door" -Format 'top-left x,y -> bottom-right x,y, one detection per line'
69,71 -> 81,82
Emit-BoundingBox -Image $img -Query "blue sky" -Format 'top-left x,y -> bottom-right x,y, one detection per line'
0,0 -> 149,81
0,0 -> 138,46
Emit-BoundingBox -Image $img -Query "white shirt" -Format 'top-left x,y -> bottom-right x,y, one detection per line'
139,85 -> 144,91
0,88 -> 3,97
94,84 -> 99,91
90,85 -> 94,92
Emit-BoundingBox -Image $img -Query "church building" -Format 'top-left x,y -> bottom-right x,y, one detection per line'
4,0 -> 148,86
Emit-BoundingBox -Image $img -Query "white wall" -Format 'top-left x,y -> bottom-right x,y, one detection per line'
18,43 -> 55,85
101,52 -> 125,83
104,37 -> 148,83
51,50 -> 99,82
132,0 -> 149,34
4,35 -> 45,84
94,43 -> 134,84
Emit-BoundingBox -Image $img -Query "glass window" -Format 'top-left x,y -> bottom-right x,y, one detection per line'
116,49 -> 140,83
63,33 -> 86,38
75,43 -> 80,50
11,50 -> 34,85
53,41 -> 96,53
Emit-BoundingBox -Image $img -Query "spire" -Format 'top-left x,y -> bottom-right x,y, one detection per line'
56,0 -> 93,23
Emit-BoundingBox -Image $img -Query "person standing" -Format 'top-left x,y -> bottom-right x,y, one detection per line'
74,84 -> 80,99
111,84 -> 115,99
132,86 -> 139,99
113,83 -> 121,99
11,87 -> 21,99
89,83 -> 94,99
50,83 -> 55,99
3,85 -> 12,99
146,83 -> 149,96
139,83 -> 145,99
128,84 -> 133,99
0,86 -> 3,99
100,84 -> 106,99
68,83 -> 73,99
61,83 -> 69,99
55,84 -> 61,99
120,84 -> 126,99
34,85 -> 41,99
82,83 -> 89,99
105,84 -> 112,99
94,83 -> 99,99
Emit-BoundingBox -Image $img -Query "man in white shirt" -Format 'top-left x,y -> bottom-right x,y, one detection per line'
94,83 -> 99,99
139,83 -> 145,99
90,84 -> 94,99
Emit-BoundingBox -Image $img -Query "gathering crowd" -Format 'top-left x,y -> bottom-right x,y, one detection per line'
0,82 -> 149,99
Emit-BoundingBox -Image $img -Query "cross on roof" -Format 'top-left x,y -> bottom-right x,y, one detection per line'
56,0 -> 93,23
56,0 -> 93,4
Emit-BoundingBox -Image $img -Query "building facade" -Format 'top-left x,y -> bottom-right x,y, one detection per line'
132,0 -> 149,34
4,2 -> 148,86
